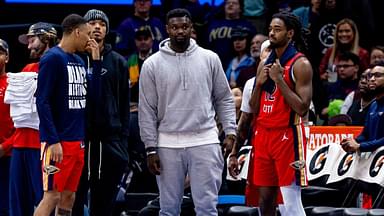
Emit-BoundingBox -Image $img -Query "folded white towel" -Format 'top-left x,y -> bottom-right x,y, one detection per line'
5,72 -> 40,130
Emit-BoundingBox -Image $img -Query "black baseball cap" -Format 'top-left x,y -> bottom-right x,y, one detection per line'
134,26 -> 152,39
18,22 -> 57,45
231,27 -> 250,41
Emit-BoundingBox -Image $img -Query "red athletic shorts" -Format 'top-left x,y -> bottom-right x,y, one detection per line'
41,141 -> 85,192
249,124 -> 307,187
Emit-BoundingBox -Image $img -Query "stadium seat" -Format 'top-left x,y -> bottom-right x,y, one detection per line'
311,206 -> 344,215
343,208 -> 369,215
368,209 -> 384,216
226,206 -> 259,216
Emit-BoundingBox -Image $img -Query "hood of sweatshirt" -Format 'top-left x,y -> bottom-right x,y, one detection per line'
159,38 -> 198,57
157,38 -> 198,90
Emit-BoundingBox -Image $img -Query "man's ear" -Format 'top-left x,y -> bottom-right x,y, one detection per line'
75,28 -> 80,37
287,29 -> 294,40
166,24 -> 170,35
5,54 -> 9,64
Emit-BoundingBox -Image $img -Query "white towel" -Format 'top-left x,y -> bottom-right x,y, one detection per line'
4,72 -> 39,130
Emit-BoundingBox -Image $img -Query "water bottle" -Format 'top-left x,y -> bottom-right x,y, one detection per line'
327,64 -> 337,83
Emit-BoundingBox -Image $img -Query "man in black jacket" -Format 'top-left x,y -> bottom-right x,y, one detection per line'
73,9 -> 130,216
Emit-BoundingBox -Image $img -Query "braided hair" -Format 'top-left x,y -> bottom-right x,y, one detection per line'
272,12 -> 309,56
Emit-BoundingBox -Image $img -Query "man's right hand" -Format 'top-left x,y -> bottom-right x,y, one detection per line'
256,63 -> 271,87
49,143 -> 63,163
147,153 -> 161,175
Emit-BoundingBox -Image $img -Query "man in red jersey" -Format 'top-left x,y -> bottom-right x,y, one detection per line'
229,12 -> 312,216
0,38 -> 15,216
5,22 -> 57,216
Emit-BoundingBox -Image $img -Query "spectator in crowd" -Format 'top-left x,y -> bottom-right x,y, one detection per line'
243,0 -> 268,34
339,0 -> 375,49
235,33 -> 268,90
232,12 -> 312,216
319,18 -> 369,81
250,34 -> 268,60
161,0 -> 209,25
327,51 -> 360,101
370,46 -> 384,66
116,0 -> 167,58
0,39 -> 13,216
126,26 -> 157,193
226,27 -> 254,88
205,0 -> 256,70
231,87 -> 242,122
341,63 -> 384,153
8,22 -> 57,216
33,14 -> 91,216
292,0 -> 321,30
139,8 -> 236,216
73,9 -> 130,216
340,68 -> 375,125
321,51 -> 360,119
328,114 -> 352,126
309,0 -> 342,68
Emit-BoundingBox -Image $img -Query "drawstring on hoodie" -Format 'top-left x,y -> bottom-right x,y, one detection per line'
87,141 -> 103,180
87,141 -> 91,180
183,55 -> 188,90
98,141 -> 102,179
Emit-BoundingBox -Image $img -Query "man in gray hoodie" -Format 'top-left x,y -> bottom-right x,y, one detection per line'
138,8 -> 237,216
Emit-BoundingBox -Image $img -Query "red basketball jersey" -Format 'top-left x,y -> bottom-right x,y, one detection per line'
257,53 -> 304,128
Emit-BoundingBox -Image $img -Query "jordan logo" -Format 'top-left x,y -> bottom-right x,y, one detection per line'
282,133 -> 289,141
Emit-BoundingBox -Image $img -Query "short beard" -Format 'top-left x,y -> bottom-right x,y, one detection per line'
30,47 -> 45,59
269,41 -> 279,49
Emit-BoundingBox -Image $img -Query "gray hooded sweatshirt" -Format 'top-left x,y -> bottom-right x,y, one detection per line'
138,38 -> 236,148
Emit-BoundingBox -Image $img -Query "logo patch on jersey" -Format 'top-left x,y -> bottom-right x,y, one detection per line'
281,132 -> 289,141
44,165 -> 60,175
101,68 -> 108,76
290,160 -> 306,170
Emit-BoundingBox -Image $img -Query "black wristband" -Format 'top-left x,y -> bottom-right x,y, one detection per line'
145,147 -> 157,153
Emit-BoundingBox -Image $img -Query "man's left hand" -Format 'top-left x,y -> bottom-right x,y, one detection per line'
269,59 -> 284,82
85,39 -> 100,60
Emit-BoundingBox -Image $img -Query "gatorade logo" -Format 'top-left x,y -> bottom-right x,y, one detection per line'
337,153 -> 354,176
369,151 -> 384,177
309,145 -> 329,174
